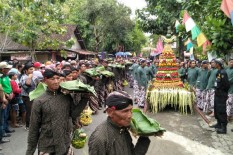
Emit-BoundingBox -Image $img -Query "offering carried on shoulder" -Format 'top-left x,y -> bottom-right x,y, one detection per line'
130,109 -> 166,137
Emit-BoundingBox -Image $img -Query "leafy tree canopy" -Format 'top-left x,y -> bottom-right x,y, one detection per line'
0,0 -> 148,60
137,0 -> 233,56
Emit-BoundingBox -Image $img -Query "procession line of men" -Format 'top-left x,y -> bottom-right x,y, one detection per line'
184,58 -> 233,134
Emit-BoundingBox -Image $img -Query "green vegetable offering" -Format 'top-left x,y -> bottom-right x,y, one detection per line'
29,82 -> 47,101
130,109 -> 166,136
60,80 -> 97,96
84,68 -> 99,77
99,70 -> 114,77
71,128 -> 87,149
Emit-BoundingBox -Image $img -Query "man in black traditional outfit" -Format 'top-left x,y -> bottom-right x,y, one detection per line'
26,69 -> 88,155
88,91 -> 151,155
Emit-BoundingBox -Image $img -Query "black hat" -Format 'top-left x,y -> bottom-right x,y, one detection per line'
43,69 -> 60,79
106,91 -> 133,110
63,69 -> 72,76
202,60 -> 209,64
140,59 -> 146,64
210,59 -> 216,63
215,58 -> 223,65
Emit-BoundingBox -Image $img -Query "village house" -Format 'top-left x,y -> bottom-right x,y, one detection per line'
0,24 -> 96,63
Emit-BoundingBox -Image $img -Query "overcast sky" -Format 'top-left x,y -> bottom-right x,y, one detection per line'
117,0 -> 147,17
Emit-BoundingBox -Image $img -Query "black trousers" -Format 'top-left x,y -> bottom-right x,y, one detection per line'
22,96 -> 33,128
214,94 -> 228,125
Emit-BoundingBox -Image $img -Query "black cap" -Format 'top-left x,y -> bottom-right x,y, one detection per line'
215,58 -> 223,65
63,69 -> 72,76
43,69 -> 60,79
106,91 -> 133,110
202,60 -> 209,64
140,59 -> 146,64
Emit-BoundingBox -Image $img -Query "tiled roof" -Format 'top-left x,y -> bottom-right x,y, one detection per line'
0,24 -> 85,51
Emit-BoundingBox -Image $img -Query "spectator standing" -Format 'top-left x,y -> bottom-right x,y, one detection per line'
0,62 -> 15,136
20,62 -> 38,130
8,72 -> 22,128
0,84 -> 10,148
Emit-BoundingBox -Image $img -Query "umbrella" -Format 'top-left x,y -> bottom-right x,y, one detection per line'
115,52 -> 124,56
124,52 -> 132,56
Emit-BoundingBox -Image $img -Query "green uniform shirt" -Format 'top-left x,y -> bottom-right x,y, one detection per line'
196,68 -> 209,90
132,63 -> 139,79
178,67 -> 185,76
187,67 -> 199,86
226,67 -> 233,94
145,66 -> 154,81
150,64 -> 158,75
0,75 -> 12,94
206,68 -> 218,90
137,66 -> 148,87
178,67 -> 186,77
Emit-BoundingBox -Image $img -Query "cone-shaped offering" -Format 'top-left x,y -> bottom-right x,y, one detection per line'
147,35 -> 195,114
152,42 -> 183,88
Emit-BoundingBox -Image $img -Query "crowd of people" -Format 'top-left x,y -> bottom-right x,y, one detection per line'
0,55 -> 233,154
177,58 -> 233,134
0,58 -> 152,154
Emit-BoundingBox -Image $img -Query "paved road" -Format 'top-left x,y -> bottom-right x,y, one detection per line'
0,87 -> 232,155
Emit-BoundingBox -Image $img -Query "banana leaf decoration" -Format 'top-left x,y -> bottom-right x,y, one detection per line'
29,80 -> 96,101
108,64 -> 116,68
125,61 -> 133,65
96,66 -> 105,71
130,108 -> 165,136
108,63 -> 125,68
84,68 -> 100,77
116,64 -> 125,68
29,82 -> 47,101
60,80 -> 97,96
99,70 -> 114,77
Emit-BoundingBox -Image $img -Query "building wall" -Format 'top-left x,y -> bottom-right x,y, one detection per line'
70,35 -> 82,50
36,53 -> 49,63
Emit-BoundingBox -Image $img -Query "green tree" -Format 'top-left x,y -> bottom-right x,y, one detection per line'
79,0 -> 134,52
0,0 -> 72,61
138,0 -> 233,56
124,21 -> 147,53
137,0 -> 182,35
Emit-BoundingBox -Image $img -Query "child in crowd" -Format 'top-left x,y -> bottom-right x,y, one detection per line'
8,72 -> 22,128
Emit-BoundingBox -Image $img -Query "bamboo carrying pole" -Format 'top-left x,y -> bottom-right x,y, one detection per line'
193,104 -> 211,125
